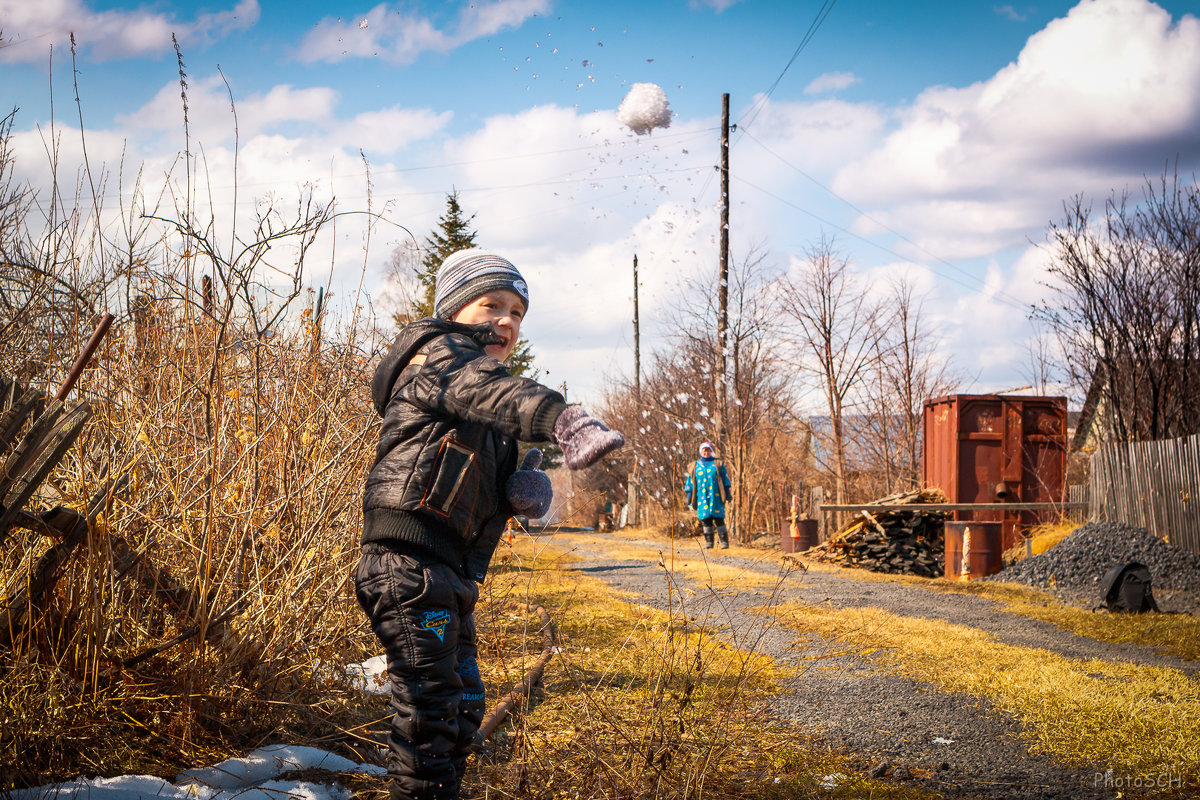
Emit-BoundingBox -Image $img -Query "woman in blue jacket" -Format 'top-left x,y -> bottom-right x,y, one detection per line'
684,441 -> 732,549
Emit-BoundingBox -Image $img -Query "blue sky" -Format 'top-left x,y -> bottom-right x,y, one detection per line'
3,0 -> 1200,407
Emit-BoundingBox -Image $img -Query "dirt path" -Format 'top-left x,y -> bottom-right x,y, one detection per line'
542,530 -> 1194,800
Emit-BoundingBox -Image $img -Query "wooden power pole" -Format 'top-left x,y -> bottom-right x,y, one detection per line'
631,253 -> 641,527
718,93 -> 732,535
633,254 -> 641,405
718,94 -> 730,442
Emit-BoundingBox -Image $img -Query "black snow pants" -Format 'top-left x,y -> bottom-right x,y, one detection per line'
355,542 -> 486,800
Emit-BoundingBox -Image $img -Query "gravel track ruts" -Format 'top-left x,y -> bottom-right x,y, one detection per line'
547,531 -> 1197,800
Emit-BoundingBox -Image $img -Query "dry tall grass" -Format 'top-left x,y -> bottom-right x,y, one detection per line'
0,86 -> 393,782
1,279 -> 389,784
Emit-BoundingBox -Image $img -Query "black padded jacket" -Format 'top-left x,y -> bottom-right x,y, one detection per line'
362,317 -> 567,582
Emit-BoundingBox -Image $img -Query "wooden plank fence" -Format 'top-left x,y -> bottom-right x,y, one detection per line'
1089,433 -> 1200,554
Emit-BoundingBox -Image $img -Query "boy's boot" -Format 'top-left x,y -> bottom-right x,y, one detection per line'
717,525 -> 729,549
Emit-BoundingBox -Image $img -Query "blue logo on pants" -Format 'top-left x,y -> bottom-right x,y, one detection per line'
421,609 -> 452,642
458,656 -> 480,680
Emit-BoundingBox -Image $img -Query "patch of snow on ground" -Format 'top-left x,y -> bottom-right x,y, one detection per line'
13,744 -> 385,800
343,653 -> 389,695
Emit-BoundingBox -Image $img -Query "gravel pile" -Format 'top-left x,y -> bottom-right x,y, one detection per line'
989,521 -> 1200,598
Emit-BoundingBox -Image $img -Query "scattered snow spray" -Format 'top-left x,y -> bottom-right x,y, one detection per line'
617,82 -> 672,134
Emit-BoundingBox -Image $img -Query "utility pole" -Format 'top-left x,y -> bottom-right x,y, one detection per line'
718,94 -> 730,444
634,254 -> 641,407
631,253 -> 641,527
718,92 -> 733,536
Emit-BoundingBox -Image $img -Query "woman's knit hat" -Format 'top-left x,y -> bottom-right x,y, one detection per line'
699,441 -> 715,456
434,249 -> 529,319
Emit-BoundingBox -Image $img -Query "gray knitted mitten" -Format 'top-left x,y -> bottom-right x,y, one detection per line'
554,406 -> 625,470
506,448 -> 553,518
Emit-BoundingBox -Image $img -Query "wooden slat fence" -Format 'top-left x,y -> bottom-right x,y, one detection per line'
1089,433 -> 1200,554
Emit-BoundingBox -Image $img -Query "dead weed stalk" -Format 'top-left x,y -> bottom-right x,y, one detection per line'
0,88 -> 391,785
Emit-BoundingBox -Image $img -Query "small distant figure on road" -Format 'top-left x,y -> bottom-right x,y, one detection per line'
684,441 -> 732,549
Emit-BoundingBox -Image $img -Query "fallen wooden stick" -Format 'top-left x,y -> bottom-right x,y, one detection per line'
474,603 -> 555,747
121,597 -> 248,668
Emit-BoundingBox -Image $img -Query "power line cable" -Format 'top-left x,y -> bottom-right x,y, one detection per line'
733,173 -> 1032,313
737,0 -> 839,133
735,126 -> 1033,312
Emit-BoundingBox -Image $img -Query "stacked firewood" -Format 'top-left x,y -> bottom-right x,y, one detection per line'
802,489 -> 949,578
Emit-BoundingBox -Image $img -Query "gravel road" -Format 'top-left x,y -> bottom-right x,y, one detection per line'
545,530 -> 1197,800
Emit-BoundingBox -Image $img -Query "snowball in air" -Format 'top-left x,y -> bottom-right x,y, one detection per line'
617,83 -> 672,134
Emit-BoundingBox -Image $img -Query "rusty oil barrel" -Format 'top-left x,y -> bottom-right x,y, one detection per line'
781,519 -> 818,553
943,520 -> 1003,580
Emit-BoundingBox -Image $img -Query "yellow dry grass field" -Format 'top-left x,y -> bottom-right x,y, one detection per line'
898,570 -> 1200,663
552,530 -> 788,592
770,599 -> 1200,789
1026,519 -> 1080,555
464,533 -> 942,800
555,527 -> 1200,796
1003,599 -> 1200,662
781,530 -> 1200,664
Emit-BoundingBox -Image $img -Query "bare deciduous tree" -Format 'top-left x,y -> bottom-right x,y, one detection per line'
0,109 -> 112,385
778,238 -> 880,504
597,246 -> 810,539
1021,320 -> 1058,395
380,239 -> 422,328
1038,169 -> 1200,444
862,276 -> 959,494
722,247 -> 797,539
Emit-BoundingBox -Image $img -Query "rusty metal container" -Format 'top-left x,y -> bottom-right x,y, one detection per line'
943,521 -> 1003,580
923,394 -> 1067,551
781,519 -> 818,553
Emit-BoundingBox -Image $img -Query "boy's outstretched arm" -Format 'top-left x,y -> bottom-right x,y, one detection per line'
387,323 -> 566,442
383,320 -> 625,466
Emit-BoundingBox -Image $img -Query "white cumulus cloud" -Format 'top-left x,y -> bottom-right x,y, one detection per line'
297,0 -> 549,64
0,0 -> 259,63
804,71 -> 861,95
687,0 -> 745,11
832,0 -> 1200,258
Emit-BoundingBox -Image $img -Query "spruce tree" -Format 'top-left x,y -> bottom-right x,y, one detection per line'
412,191 -> 477,319
506,338 -> 540,381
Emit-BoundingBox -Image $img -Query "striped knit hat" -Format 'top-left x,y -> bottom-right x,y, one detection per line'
434,249 -> 530,319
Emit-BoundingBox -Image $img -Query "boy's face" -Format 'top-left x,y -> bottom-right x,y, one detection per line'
452,289 -> 526,362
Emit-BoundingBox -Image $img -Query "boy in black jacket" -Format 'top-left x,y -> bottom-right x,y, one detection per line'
356,249 -> 624,800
